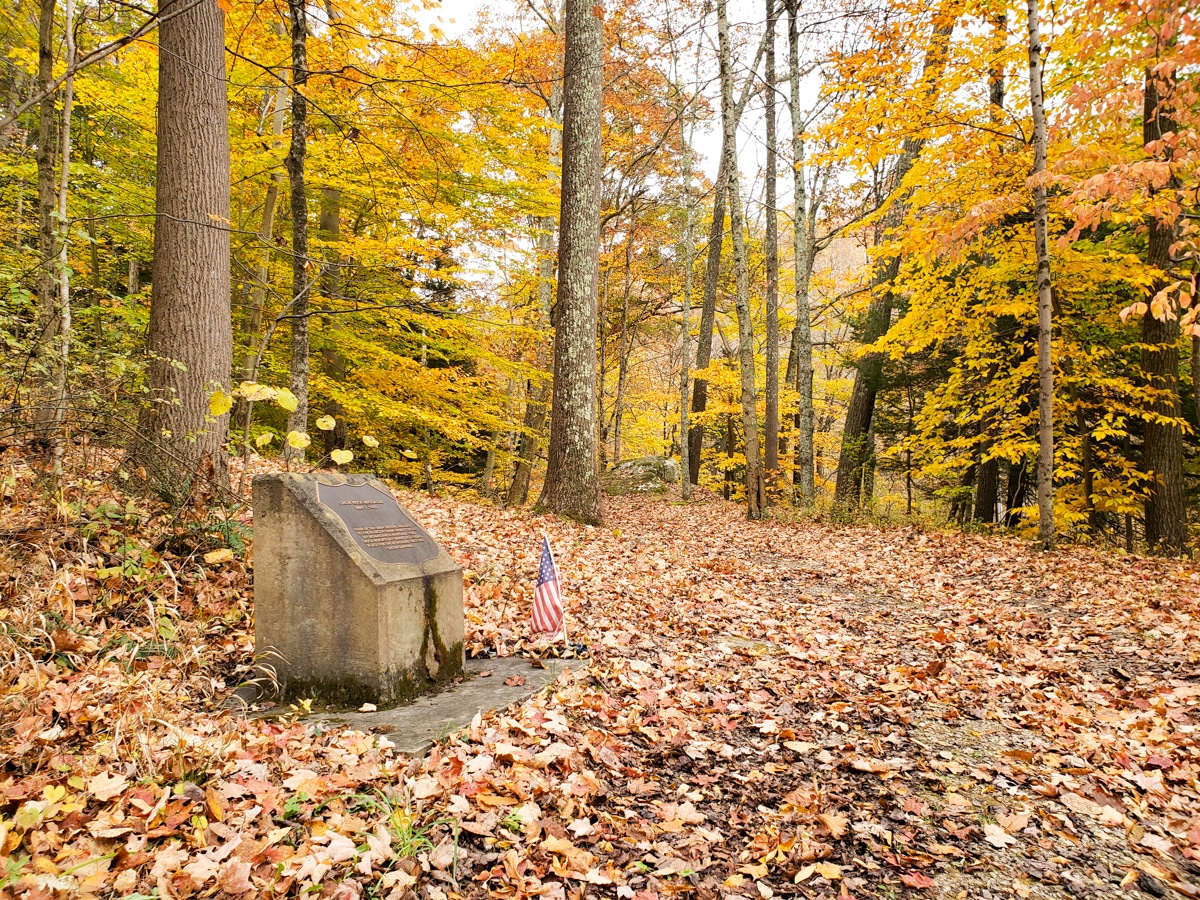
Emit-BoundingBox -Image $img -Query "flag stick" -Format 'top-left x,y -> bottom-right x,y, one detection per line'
542,531 -> 570,648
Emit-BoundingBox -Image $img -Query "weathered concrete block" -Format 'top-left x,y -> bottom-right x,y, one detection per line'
252,473 -> 464,707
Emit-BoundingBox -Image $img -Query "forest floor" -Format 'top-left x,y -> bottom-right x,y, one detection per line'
2,450 -> 1200,900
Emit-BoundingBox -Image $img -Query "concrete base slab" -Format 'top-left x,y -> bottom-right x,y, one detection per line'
305,656 -> 567,755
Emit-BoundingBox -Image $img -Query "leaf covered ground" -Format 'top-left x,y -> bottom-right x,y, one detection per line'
3,453 -> 1200,900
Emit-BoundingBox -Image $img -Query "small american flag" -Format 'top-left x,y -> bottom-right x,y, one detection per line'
532,536 -> 564,635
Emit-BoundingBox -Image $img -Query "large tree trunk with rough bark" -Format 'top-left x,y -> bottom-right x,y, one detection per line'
1140,65 -> 1187,555
833,0 -> 961,507
1026,0 -> 1055,550
535,0 -> 604,524
283,0 -> 310,463
718,0 -> 766,519
127,0 -> 232,497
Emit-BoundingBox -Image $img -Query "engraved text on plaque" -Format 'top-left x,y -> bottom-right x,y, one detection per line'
316,482 -> 439,565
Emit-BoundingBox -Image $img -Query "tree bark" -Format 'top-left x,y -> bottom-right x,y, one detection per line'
1027,0 -> 1055,550
34,0 -> 57,422
236,78 -> 287,439
127,0 -> 232,497
718,0 -> 766,519
785,0 -> 817,504
833,0 -> 961,506
50,0 -> 76,479
1192,334 -> 1199,432
688,183 -> 724,485
612,237 -> 634,464
1005,458 -> 1028,527
507,57 -> 563,507
283,0 -> 310,463
1141,65 -> 1187,555
535,0 -> 604,524
975,458 -> 998,524
763,0 -> 780,488
688,33 -> 772,485
678,96 -> 695,502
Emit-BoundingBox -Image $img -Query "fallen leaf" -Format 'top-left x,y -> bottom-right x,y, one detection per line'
900,871 -> 936,889
984,823 -> 1017,848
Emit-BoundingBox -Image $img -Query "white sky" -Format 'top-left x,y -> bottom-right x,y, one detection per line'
409,0 -> 806,216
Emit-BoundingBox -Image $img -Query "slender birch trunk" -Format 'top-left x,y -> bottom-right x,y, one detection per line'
50,0 -> 76,478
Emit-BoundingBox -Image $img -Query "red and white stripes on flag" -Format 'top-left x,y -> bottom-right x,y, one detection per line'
532,536 -> 564,635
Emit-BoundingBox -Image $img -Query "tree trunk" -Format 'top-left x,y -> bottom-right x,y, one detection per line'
1140,65 -> 1188,555
1192,334 -> 1199,432
688,183 -> 724,485
688,35 -> 772,486
612,238 -> 634,465
283,0 -> 310,463
785,0 -> 816,504
319,186 -> 341,298
718,0 -> 765,520
34,0 -> 57,425
50,0 -> 76,479
833,0 -> 962,506
127,0 -> 232,497
1027,0 -> 1055,550
763,0 -> 780,488
507,70 -> 563,507
535,0 -> 604,524
975,458 -> 999,524
316,185 -> 351,460
723,414 -> 735,500
1005,458 -> 1028,528
834,267 -> 894,504
236,78 -> 287,439
678,98 -> 695,502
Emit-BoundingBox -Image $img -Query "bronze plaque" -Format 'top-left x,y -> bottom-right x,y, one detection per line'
316,482 -> 439,565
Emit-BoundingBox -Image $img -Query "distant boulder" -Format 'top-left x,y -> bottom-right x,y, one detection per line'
603,456 -> 680,495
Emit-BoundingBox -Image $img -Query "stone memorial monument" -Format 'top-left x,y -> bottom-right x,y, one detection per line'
252,473 -> 464,706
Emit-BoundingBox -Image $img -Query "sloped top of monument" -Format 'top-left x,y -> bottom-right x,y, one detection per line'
253,473 -> 459,581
